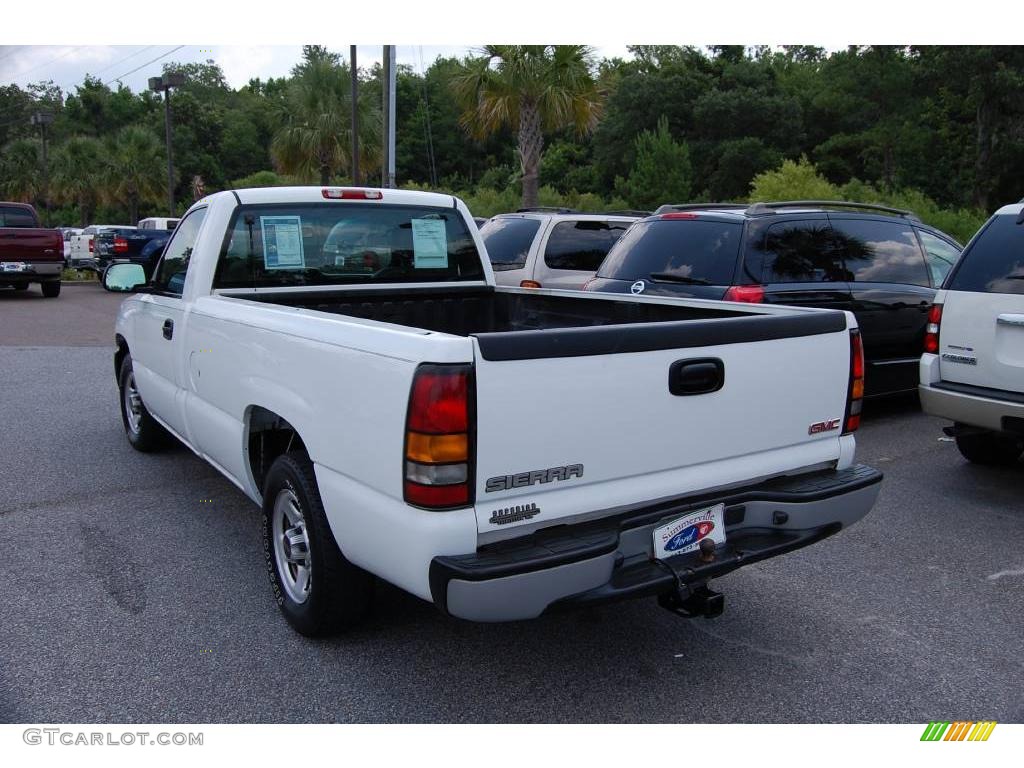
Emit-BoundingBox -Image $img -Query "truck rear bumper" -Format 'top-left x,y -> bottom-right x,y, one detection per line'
0,261 -> 62,282
920,382 -> 1024,434
429,464 -> 882,622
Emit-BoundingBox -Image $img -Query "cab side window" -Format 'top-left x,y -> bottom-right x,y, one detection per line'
154,208 -> 208,296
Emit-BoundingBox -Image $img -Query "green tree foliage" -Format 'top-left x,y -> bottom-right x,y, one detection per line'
451,45 -> 603,208
614,117 -> 692,209
749,156 -> 841,202
102,126 -> 166,223
0,138 -> 43,202
52,136 -> 105,225
271,47 -> 380,185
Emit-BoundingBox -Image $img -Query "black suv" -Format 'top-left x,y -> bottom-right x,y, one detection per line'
584,201 -> 963,396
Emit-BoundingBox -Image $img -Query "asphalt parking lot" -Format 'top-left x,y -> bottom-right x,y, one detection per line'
1,282 -> 1021,724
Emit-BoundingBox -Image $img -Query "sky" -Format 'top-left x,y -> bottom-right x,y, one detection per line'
0,45 -> 634,96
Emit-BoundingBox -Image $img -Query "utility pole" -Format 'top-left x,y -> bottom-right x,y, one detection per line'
350,45 -> 359,185
30,110 -> 54,226
382,45 -> 396,188
149,72 -> 185,218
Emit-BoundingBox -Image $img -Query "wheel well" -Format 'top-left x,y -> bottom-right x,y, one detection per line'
114,335 -> 128,379
246,407 -> 308,496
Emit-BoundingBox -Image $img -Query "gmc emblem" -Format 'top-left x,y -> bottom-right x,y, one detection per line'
808,418 -> 841,435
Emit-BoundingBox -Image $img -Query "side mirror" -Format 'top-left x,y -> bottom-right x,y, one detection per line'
103,263 -> 148,292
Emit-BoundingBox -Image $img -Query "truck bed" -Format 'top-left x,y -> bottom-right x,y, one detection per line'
240,285 -> 844,361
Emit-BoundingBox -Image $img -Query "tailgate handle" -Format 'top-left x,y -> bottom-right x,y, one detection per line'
996,314 -> 1024,327
669,358 -> 724,396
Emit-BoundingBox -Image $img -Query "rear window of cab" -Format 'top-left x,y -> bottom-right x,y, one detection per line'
214,203 -> 484,288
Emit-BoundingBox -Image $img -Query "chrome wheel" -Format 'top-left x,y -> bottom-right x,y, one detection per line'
272,488 -> 312,604
123,372 -> 143,435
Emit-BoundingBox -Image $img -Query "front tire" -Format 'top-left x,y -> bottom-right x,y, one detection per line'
955,427 -> 1024,466
262,451 -> 373,636
118,354 -> 169,452
41,281 -> 61,298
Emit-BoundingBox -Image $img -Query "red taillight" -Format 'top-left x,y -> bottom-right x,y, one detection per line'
322,188 -> 383,200
844,330 -> 865,434
924,304 -> 942,354
723,285 -> 765,303
88,239 -> 94,253
113,237 -> 128,253
520,280 -> 542,289
404,364 -> 473,510
660,212 -> 698,220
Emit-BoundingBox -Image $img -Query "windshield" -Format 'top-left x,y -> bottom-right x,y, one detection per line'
596,218 -> 742,285
214,203 -> 484,288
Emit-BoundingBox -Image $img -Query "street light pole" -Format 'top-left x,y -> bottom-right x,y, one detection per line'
30,110 -> 54,226
149,72 -> 185,218
350,45 -> 359,185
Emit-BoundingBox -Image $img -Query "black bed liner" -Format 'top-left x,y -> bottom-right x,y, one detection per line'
244,285 -> 848,361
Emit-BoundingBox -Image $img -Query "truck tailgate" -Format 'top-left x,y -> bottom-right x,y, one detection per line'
471,311 -> 853,535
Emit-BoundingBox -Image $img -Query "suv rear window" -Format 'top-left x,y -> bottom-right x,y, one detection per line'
596,219 -> 741,285
947,214 -> 1024,294
480,217 -> 541,271
214,203 -> 484,289
0,206 -> 37,228
544,220 -> 631,271
751,220 -> 846,283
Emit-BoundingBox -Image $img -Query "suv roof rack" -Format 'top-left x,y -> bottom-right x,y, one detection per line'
603,209 -> 652,217
745,200 -> 921,222
653,203 -> 748,215
515,207 -> 578,214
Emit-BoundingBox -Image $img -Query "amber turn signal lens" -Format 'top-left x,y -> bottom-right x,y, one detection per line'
852,379 -> 865,400
406,432 -> 468,463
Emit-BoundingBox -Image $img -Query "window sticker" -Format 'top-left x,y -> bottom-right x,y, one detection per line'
260,215 -> 305,270
411,218 -> 449,269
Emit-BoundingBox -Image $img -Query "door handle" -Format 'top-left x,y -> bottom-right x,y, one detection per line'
162,318 -> 174,340
669,358 -> 725,396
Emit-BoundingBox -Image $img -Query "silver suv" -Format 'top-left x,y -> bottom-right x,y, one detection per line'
920,202 -> 1024,465
479,208 -> 643,290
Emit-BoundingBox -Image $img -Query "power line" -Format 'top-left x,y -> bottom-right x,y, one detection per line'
91,46 -> 158,77
105,45 -> 185,86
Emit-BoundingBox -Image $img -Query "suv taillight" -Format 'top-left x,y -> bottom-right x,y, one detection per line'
88,239 -> 94,253
924,304 -> 942,354
723,285 -> 765,303
403,364 -> 474,509
844,330 -> 865,434
114,237 -> 128,253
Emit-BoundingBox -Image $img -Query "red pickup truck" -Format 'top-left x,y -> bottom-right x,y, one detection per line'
0,203 -> 64,297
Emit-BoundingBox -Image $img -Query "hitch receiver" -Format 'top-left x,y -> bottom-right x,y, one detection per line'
658,583 -> 724,619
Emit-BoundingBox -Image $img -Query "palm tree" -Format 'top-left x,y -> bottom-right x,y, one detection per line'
0,138 -> 43,204
451,46 -> 603,208
52,136 -> 105,226
271,52 -> 380,186
102,126 -> 166,224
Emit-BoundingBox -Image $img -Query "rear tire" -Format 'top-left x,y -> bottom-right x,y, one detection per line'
262,451 -> 374,636
118,354 -> 169,452
955,427 -> 1024,466
41,281 -> 61,298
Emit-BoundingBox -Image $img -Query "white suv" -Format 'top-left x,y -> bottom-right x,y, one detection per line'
920,202 -> 1024,465
479,208 -> 642,290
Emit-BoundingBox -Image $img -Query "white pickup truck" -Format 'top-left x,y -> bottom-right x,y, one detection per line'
104,186 -> 882,636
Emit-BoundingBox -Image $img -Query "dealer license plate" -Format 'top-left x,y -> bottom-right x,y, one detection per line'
2,262 -> 26,272
652,503 -> 727,559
